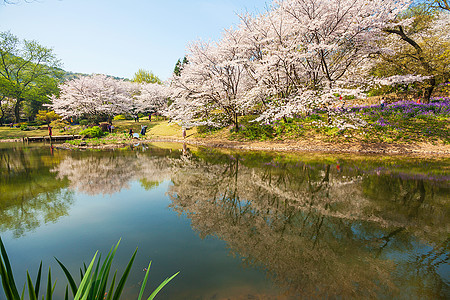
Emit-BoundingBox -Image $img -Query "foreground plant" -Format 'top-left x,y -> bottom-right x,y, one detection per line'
0,237 -> 178,300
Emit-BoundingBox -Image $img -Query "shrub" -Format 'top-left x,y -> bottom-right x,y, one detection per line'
20,124 -> 29,131
113,114 -> 126,120
36,110 -> 61,124
197,125 -> 222,134
231,117 -> 274,140
79,119 -> 89,126
50,119 -> 69,129
80,126 -> 104,138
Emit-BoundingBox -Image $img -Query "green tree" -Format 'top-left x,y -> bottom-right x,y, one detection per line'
377,4 -> 450,102
36,110 -> 61,124
23,74 -> 60,121
173,56 -> 188,76
0,31 -> 62,122
132,68 -> 161,84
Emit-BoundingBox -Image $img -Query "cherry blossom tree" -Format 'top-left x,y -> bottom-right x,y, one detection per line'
49,74 -> 134,123
167,28 -> 255,131
135,82 -> 169,115
167,0 -> 414,128
244,0 -> 413,123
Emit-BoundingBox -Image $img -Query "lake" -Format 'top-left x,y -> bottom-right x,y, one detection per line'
0,142 -> 449,299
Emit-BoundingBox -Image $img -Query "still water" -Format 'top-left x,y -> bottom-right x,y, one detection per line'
0,142 -> 449,299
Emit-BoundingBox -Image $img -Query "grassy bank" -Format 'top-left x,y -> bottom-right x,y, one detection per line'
226,99 -> 450,145
1,100 -> 449,153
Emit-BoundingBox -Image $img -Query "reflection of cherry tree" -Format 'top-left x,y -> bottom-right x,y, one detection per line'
43,146 -> 448,297
52,151 -> 175,195
53,155 -> 138,195
360,175 -> 449,243
167,157 -> 393,297
167,152 -> 448,297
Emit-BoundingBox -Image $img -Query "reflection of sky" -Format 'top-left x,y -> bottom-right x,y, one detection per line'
351,223 -> 449,297
385,240 -> 450,298
2,180 -> 280,299
2,146 -> 449,299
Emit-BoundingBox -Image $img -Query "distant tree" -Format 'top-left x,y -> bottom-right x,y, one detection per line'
173,56 -> 188,76
0,31 -> 62,122
132,69 -> 161,84
173,59 -> 182,77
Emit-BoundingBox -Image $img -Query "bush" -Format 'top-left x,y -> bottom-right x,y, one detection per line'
20,124 -> 29,131
50,119 -> 69,129
80,126 -> 104,138
113,114 -> 126,121
79,119 -> 89,126
239,123 -> 274,140
231,117 -> 274,140
36,110 -> 61,124
197,125 -> 222,134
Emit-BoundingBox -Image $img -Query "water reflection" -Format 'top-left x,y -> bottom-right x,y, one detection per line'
164,151 -> 449,298
0,144 -> 448,298
52,150 -> 175,195
0,145 -> 73,237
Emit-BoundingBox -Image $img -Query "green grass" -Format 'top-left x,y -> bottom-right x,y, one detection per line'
0,237 -> 178,300
2,103 -> 448,146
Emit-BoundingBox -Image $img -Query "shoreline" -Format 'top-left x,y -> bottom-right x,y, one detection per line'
2,136 -> 450,156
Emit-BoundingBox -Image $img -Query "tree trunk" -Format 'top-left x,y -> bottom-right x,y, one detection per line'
14,98 -> 23,123
0,97 -> 4,125
422,77 -> 436,104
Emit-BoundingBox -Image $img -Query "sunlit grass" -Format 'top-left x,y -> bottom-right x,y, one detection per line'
2,99 -> 449,146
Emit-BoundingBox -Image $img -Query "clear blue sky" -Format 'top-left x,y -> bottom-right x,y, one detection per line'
0,0 -> 268,80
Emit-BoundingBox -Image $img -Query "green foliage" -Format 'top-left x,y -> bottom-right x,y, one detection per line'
139,179 -> 162,191
132,69 -> 161,84
36,110 -> 61,124
173,57 -> 188,76
80,126 -> 104,138
197,125 -> 222,134
0,238 -> 178,300
113,115 -> 126,121
79,120 -> 89,126
231,117 -> 274,140
373,4 -> 450,101
0,31 -> 62,122
19,124 -> 28,131
50,119 -> 69,129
